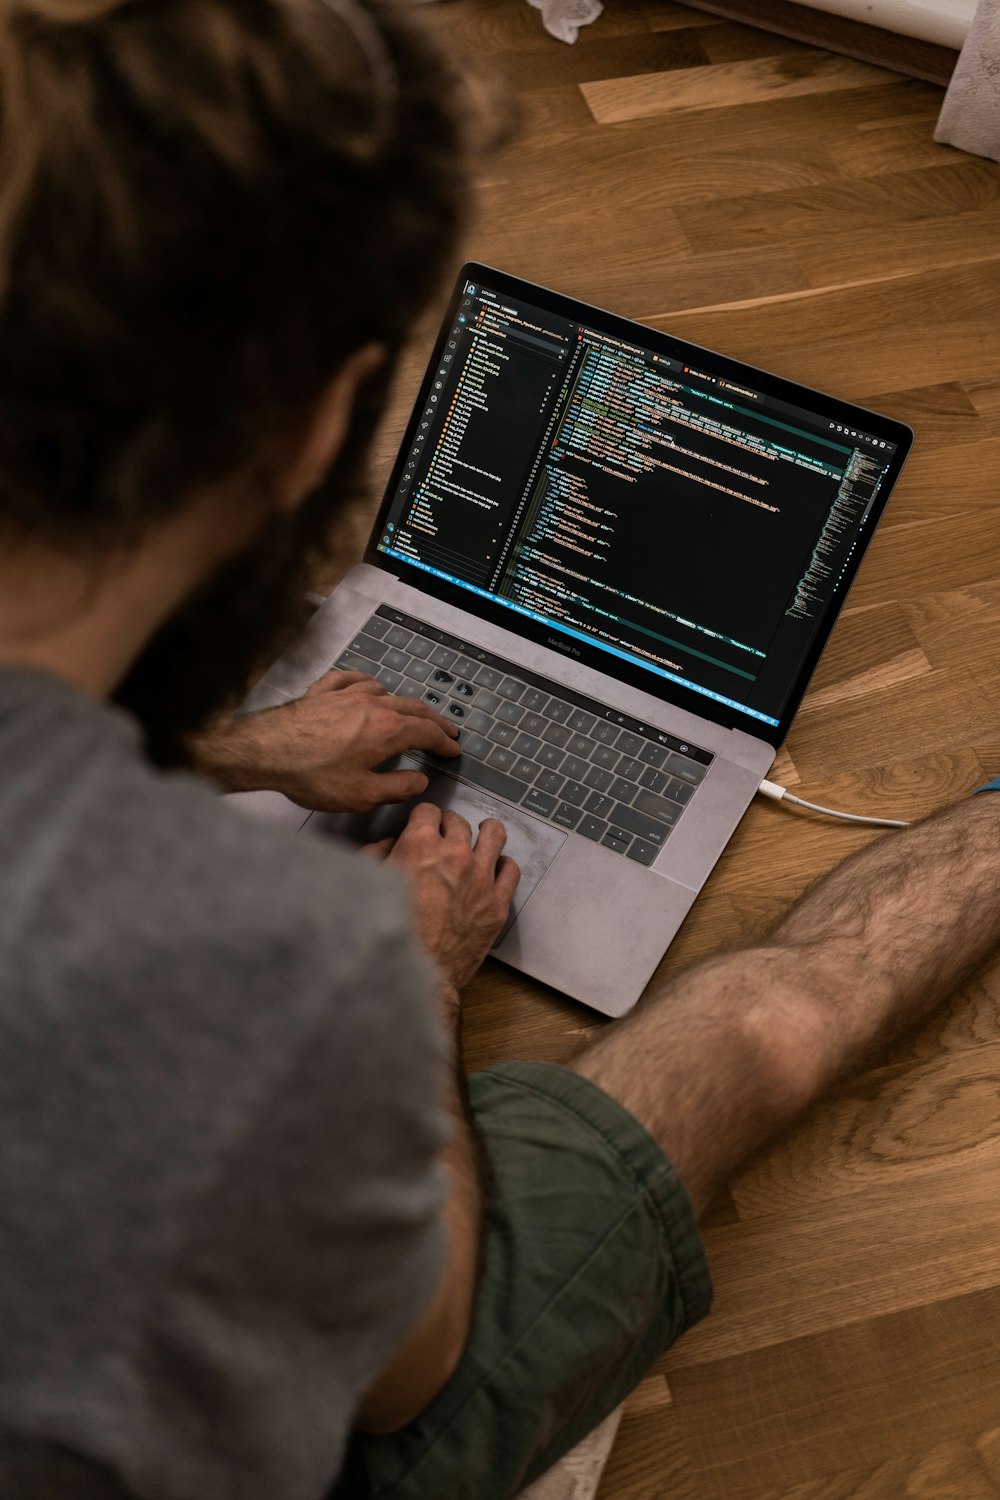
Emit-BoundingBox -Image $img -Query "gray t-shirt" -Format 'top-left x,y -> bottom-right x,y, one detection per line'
0,669 -> 450,1500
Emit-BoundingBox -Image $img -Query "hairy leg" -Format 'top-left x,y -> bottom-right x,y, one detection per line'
572,795 -> 1000,1218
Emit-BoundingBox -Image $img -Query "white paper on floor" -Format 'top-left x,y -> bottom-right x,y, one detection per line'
527,0 -> 602,46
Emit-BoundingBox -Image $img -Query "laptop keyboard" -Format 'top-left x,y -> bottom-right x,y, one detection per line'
333,605 -> 713,866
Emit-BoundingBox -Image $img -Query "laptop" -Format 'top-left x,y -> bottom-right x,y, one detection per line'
233,264 -> 913,1016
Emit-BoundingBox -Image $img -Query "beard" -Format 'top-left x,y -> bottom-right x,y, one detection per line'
112,370 -> 389,768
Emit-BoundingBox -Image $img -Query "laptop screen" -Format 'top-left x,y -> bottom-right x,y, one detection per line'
373,266 -> 912,741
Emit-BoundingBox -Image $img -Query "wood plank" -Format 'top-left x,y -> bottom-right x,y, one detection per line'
856,380 -> 989,450
880,436 -> 1000,526
903,578 -> 1000,676
666,1290 -> 1000,1495
596,1375 -> 695,1500
640,260 -> 1000,381
418,0 -> 651,56
637,1 -> 726,35
679,0 -> 959,85
730,1040 -> 1000,1217
847,509 -> 1000,612
492,28 -> 711,92
786,661 -> 1000,778
828,115 -> 954,176
676,159 -> 1000,255
726,1428 -> 1000,1500
581,52 -> 894,126
964,376 -> 1000,433
668,1155 -> 1000,1368
795,198 -> 1000,287
463,233 -> 811,326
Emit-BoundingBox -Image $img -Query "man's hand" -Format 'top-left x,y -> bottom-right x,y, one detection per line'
368,803 -> 521,993
190,671 -> 461,813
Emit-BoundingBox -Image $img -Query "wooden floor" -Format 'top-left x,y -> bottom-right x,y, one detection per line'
357,4 -> 1000,1495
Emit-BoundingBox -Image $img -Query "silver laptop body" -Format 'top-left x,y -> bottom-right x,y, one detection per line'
233,266 -> 912,1017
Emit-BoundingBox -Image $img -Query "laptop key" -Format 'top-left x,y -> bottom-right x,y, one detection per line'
536,743 -> 565,771
382,647 -> 411,673
534,770 -> 564,797
476,689 -> 501,715
433,668 -> 455,686
590,744 -> 619,771
351,634 -> 389,661
608,803 -> 669,845
453,655 -> 479,680
407,635 -> 434,660
522,688 -> 549,713
664,779 -> 694,806
616,756 -> 643,781
337,651 -> 380,675
523,787 -> 558,818
627,839 -> 660,866
384,625 -> 412,649
365,616 -> 391,640
521,712 -> 547,737
639,742 -> 667,768
512,757 -> 539,783
487,745 -> 517,772
592,721 -> 619,746
513,733 -> 541,758
543,722 -> 571,749
451,680 -> 477,700
585,792 -> 615,820
496,701 -> 524,726
639,767 -> 668,794
476,665 -> 503,691
546,699 -> 572,724
561,753 -> 589,781
488,722 -> 517,747
632,790 -> 680,824
560,780 -> 588,807
668,754 -> 708,784
567,733 -> 593,759
567,710 -> 596,735
423,688 -> 446,709
602,830 -> 631,855
376,667 -> 403,693
462,733 -> 491,760
578,815 -> 607,842
465,708 -> 493,735
396,680 -> 425,699
553,802 -> 582,830
430,646 -> 456,669
498,677 -> 524,702
460,758 -> 528,804
608,777 -> 636,804
583,765 -> 613,793
446,702 -> 466,721
616,731 -> 643,757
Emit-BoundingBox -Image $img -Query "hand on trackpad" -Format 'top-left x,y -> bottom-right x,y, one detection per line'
314,764 -> 567,942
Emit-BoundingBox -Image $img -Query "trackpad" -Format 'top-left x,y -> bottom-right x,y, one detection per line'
312,766 -> 567,942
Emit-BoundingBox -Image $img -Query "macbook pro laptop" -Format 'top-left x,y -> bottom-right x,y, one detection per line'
233,264 -> 913,1016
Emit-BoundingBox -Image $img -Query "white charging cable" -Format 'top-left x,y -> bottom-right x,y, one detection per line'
757,778 -> 911,829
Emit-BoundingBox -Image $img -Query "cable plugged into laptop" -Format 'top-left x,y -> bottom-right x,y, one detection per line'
757,779 -> 910,829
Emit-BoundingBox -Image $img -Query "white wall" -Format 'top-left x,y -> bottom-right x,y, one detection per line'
797,0 -> 976,49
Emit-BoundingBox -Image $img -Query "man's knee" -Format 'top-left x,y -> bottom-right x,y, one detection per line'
567,943 -> 844,1215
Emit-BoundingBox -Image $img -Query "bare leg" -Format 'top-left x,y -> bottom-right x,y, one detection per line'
572,795 -> 1000,1218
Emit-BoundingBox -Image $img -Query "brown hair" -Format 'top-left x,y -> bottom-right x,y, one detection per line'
0,0 -> 472,551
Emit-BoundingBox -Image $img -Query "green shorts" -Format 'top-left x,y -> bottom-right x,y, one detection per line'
343,1060 -> 712,1500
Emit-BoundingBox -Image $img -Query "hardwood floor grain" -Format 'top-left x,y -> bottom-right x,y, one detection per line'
345,1 -> 1000,1492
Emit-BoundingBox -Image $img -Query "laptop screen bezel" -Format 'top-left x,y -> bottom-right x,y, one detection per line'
363,262 -> 914,749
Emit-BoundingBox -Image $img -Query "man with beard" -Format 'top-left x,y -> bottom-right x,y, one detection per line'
4,4 -> 1000,1500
